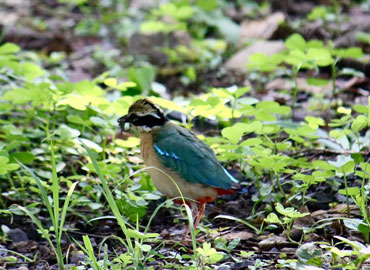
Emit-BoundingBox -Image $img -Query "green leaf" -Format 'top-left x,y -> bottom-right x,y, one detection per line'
360,162 -> 370,176
306,78 -> 329,86
351,153 -> 364,164
256,111 -> 276,121
222,122 -> 262,143
0,43 -> 20,54
209,14 -> 240,44
58,124 -> 81,140
74,80 -> 103,96
78,138 -> 102,152
285,49 -> 307,67
104,78 -> 117,87
338,187 -> 360,196
184,66 -> 197,82
337,107 -> 351,115
333,47 -> 363,58
351,115 -> 368,132
196,0 -> 217,11
296,243 -> 323,263
20,62 -> 46,80
90,117 -> 107,127
221,125 -> 245,144
276,203 -> 309,219
196,242 -> 223,264
67,115 -> 87,125
139,244 -> 152,252
104,78 -> 136,91
125,229 -> 150,239
265,213 -> 281,224
240,138 -> 262,147
234,87 -> 251,99
305,116 -> 325,129
128,66 -> 156,93
358,221 -> 370,242
113,97 -> 133,116
306,40 -> 324,49
115,138 -> 140,148
307,6 -> 328,21
247,53 -> 269,70
9,152 -> 35,164
353,105 -> 368,115
141,21 -> 186,33
157,3 -> 194,20
312,160 -> 336,171
356,31 -> 370,44
339,161 -> 355,174
0,156 -> 20,174
285,33 -> 306,51
149,97 -> 186,113
246,53 -> 283,72
307,48 -> 333,66
57,95 -> 89,110
256,101 -> 279,111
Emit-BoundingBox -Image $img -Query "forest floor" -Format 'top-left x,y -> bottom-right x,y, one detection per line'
1,0 -> 370,269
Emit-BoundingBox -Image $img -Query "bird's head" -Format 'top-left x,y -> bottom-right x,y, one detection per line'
118,99 -> 168,132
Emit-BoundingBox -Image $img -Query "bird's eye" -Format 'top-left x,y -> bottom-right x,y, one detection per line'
129,114 -> 139,123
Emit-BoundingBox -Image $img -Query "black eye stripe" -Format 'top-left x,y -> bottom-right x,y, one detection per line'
131,115 -> 167,128
129,114 -> 139,121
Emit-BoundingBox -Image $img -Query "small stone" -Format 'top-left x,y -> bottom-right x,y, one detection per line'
7,228 -> 28,243
239,12 -> 285,43
222,231 -> 254,241
258,235 -> 291,250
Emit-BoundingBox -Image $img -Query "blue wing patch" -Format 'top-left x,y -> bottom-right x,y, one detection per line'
152,124 -> 239,190
154,144 -> 165,155
223,168 -> 238,183
154,144 -> 180,159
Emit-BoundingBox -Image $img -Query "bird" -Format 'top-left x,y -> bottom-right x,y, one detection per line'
118,98 -> 240,241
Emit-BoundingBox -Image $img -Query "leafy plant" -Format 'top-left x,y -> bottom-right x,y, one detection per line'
196,242 -> 224,265
265,203 -> 309,243
246,33 -> 363,115
16,144 -> 78,270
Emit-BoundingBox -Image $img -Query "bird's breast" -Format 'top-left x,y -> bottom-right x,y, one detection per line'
140,132 -> 154,163
139,132 -> 218,201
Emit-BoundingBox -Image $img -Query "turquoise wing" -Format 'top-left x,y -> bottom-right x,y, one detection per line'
153,123 -> 237,189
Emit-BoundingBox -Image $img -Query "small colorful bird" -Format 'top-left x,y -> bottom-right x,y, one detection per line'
118,99 -> 239,241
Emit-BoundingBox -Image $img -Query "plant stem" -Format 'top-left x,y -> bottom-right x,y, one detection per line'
333,0 -> 341,35
276,172 -> 285,197
331,61 -> 337,97
231,96 -> 237,125
361,161 -> 369,221
292,66 -> 299,119
270,172 -> 275,193
343,174 -> 350,217
254,171 -> 261,197
302,187 -> 307,206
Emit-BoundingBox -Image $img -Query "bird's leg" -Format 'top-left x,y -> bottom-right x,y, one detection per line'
182,202 -> 207,243
193,202 -> 206,231
181,202 -> 199,242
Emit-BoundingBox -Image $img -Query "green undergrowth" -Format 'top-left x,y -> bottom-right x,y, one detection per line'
0,15 -> 370,269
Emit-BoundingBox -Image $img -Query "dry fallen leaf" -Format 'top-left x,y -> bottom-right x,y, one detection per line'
222,231 -> 254,241
239,12 -> 285,43
258,235 -> 291,250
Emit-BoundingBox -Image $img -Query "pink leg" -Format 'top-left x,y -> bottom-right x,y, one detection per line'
193,203 -> 206,231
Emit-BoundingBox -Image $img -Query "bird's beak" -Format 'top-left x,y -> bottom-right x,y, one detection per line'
117,115 -> 131,131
